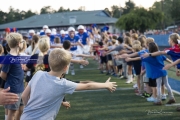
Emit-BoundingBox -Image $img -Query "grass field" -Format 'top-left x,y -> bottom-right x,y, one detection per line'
0,59 -> 180,120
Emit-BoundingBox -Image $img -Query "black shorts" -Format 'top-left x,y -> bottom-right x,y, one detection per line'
127,61 -> 133,66
118,65 -> 122,69
25,76 -> 31,83
133,60 -> 141,75
149,78 -> 164,87
100,56 -> 107,64
94,51 -> 97,56
0,77 -> 5,88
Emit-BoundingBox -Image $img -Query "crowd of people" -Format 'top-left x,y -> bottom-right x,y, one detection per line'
0,24 -> 180,120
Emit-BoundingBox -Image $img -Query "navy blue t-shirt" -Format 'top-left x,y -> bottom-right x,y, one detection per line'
165,50 -> 180,69
77,32 -> 89,45
1,54 -> 24,93
65,35 -> 79,51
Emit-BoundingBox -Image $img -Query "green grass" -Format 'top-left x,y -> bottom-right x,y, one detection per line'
0,60 -> 180,120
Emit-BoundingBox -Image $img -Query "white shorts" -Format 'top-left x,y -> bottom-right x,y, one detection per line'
71,50 -> 80,60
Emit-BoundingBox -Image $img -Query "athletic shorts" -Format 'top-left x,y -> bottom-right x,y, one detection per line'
133,60 -> 141,75
108,60 -> 113,66
149,78 -> 164,87
100,56 -> 107,64
4,93 -> 24,110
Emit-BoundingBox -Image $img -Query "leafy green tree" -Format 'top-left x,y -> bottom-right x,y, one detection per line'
116,7 -> 163,33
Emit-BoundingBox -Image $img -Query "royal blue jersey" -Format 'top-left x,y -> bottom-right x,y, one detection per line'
65,35 -> 80,51
40,32 -> 45,36
77,32 -> 89,45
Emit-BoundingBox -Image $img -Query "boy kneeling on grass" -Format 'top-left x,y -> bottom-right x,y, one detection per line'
20,48 -> 117,120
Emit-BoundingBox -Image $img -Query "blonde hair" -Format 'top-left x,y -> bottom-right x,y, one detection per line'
32,35 -> 39,51
146,37 -> 154,47
0,44 -> 4,55
169,33 -> 180,44
19,40 -> 27,53
6,33 -> 22,48
132,44 -> 142,52
124,37 -> 132,46
138,35 -> 147,48
49,48 -> 71,72
6,33 -> 23,54
133,40 -> 141,45
131,33 -> 138,40
36,36 -> 50,65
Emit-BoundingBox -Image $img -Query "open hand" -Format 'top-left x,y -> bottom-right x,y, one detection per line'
163,64 -> 173,70
176,69 -> 180,76
125,58 -> 131,62
81,60 -> 89,66
105,77 -> 117,93
0,87 -> 19,105
142,53 -> 149,58
121,54 -> 128,59
62,101 -> 71,109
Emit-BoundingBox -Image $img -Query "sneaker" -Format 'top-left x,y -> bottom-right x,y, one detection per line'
147,97 -> 156,102
106,72 -> 110,75
126,80 -> 132,84
119,76 -> 124,79
113,74 -> 118,77
154,101 -> 163,105
176,107 -> 180,111
100,71 -> 104,74
80,65 -> 84,69
142,93 -> 151,98
161,95 -> 167,101
166,99 -> 176,104
71,70 -> 75,75
133,84 -> 138,89
111,72 -> 115,75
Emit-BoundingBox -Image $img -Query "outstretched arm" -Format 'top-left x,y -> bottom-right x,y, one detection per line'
75,77 -> 117,93
143,51 -> 166,58
163,59 -> 180,70
125,57 -> 141,62
0,87 -> 19,105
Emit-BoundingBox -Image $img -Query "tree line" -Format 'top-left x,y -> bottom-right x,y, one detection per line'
0,0 -> 180,32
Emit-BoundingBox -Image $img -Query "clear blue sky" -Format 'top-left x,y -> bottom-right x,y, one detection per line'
0,0 -> 160,12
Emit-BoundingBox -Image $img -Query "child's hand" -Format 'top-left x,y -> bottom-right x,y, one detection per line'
121,54 -> 128,58
176,69 -> 180,76
125,58 -> 131,62
81,60 -> 89,66
62,101 -> 71,109
142,53 -> 149,58
105,77 -> 117,93
163,64 -> 172,70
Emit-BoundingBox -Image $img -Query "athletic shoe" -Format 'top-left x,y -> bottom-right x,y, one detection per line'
71,70 -> 75,75
142,93 -> 151,98
106,72 -> 110,75
80,65 -> 84,69
126,80 -> 132,84
119,76 -> 124,79
113,74 -> 118,77
176,107 -> 180,111
111,72 -> 115,75
100,71 -> 104,74
133,84 -> 138,89
147,97 -> 156,102
161,95 -> 167,101
166,99 -> 176,104
154,101 -> 163,105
